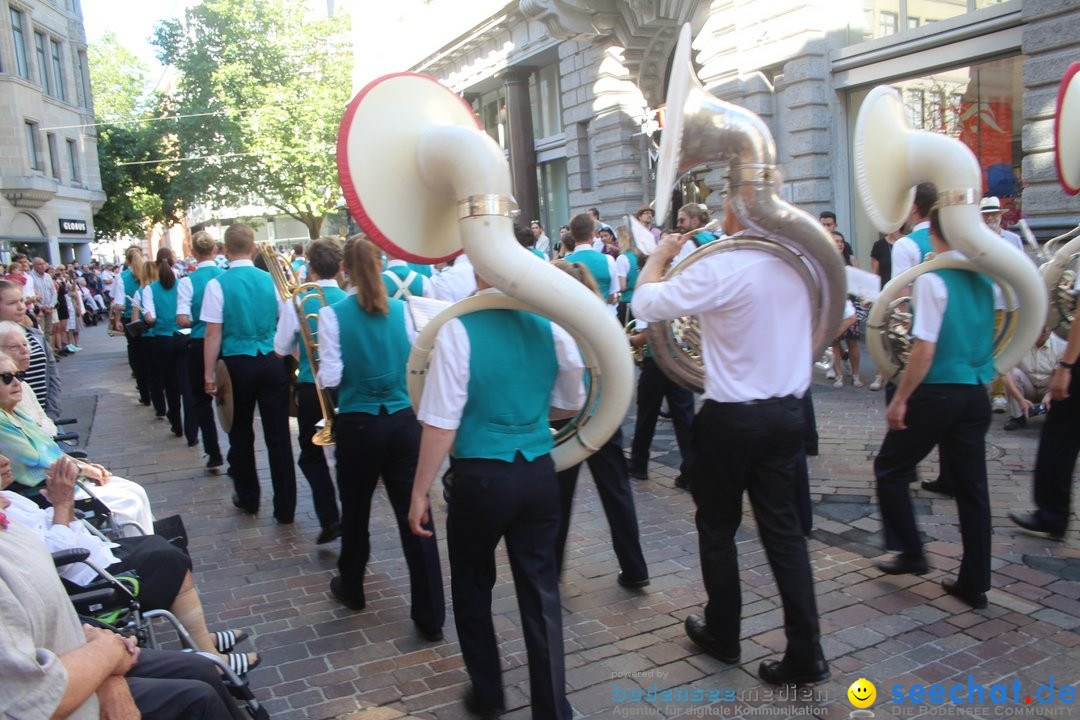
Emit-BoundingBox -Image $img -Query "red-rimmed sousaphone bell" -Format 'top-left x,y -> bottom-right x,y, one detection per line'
336,73 -> 633,470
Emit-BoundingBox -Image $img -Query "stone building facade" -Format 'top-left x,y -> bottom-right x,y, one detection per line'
354,0 -> 1079,259
0,0 -> 104,264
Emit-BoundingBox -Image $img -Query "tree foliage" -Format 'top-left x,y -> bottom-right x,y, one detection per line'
89,33 -> 183,240
154,0 -> 352,238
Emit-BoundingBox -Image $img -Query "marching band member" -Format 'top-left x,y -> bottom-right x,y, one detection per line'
177,231 -> 225,469
316,237 -> 444,640
201,224 -> 296,522
382,249 -> 432,299
139,248 -> 193,440
632,194 -> 829,686
564,213 -> 619,314
873,207 -> 994,609
429,254 -> 476,302
111,247 -> 151,406
671,203 -> 718,263
131,258 -> 167,419
407,265 -> 585,719
273,238 -> 345,545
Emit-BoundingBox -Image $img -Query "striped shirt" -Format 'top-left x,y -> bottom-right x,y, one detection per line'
24,330 -> 48,410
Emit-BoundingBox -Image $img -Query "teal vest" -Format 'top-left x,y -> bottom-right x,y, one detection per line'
121,268 -> 138,319
407,262 -> 433,278
908,227 -> 933,262
453,310 -> 558,462
188,265 -> 224,339
622,251 -> 640,302
922,269 -> 995,385
691,231 -> 717,247
218,266 -> 277,357
296,284 -> 347,384
566,248 -> 612,297
148,281 -> 179,337
331,296 -> 411,414
530,248 -> 546,260
383,266 -> 424,299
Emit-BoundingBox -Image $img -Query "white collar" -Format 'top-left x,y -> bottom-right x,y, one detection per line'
196,260 -> 217,269
229,259 -> 254,267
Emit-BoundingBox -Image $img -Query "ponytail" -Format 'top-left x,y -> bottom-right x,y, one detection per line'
156,247 -> 176,290
343,235 -> 388,316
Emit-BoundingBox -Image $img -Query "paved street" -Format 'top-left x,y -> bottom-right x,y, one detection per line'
65,323 -> 1078,720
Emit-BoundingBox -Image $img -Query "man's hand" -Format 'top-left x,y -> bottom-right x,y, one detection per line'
1018,397 -> 1035,418
82,625 -> 138,676
885,397 -> 908,430
1049,366 -> 1070,402
408,494 -> 432,538
97,676 -> 141,720
654,232 -> 685,263
204,381 -> 218,398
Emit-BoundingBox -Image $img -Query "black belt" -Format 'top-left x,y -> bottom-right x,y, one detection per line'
706,394 -> 797,408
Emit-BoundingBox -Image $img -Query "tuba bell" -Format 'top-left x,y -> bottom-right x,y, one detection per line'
854,86 -> 1046,380
337,72 -> 633,470
645,24 -> 847,393
1039,61 -> 1080,340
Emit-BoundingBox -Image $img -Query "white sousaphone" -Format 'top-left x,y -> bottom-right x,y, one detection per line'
855,86 -> 1046,380
1040,61 -> 1080,339
643,24 -> 847,392
337,72 -> 633,470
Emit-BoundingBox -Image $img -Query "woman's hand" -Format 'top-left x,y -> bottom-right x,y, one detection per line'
42,456 -> 78,520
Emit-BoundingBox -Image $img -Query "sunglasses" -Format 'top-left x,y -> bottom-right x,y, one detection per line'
0,372 -> 22,386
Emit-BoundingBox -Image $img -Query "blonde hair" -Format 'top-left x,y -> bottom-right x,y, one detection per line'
191,231 -> 216,259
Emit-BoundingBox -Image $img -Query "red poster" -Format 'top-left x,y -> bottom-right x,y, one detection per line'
958,101 -> 1013,195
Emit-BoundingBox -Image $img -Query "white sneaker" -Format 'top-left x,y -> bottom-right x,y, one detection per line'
833,378 -> 843,388
826,368 -> 836,380
66,344 -> 80,353
869,376 -> 883,391
852,377 -> 864,388
992,395 -> 1008,413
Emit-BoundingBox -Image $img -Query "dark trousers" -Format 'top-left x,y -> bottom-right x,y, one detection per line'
447,454 -> 571,720
555,426 -> 648,581
187,339 -> 221,460
334,409 -> 443,632
687,397 -> 824,667
885,381 -> 950,489
629,356 -> 695,474
296,382 -> 340,529
224,353 -> 296,521
874,384 -> 992,592
151,334 -> 193,436
1030,367 -> 1080,533
127,649 -> 246,720
794,390 -> 818,536
126,328 -> 151,404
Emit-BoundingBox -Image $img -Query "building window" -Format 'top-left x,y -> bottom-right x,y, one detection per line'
878,11 -> 898,36
50,38 -> 66,101
25,121 -> 40,171
907,16 -> 920,29
10,7 -> 30,79
537,158 -> 568,242
66,138 -> 79,181
35,31 -> 54,95
473,88 -> 507,150
529,63 -> 562,140
73,49 -> 89,106
905,89 -> 924,129
46,132 -> 60,178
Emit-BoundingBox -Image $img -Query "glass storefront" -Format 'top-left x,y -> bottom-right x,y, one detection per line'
857,0 -> 1011,41
847,54 -> 1024,259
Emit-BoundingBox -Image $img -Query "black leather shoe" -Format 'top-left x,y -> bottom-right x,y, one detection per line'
315,522 -> 341,545
231,494 -> 257,515
628,466 -> 648,481
758,658 -> 831,685
674,474 -> 690,490
874,553 -> 929,576
920,478 -> 954,497
942,579 -> 988,609
329,576 -> 366,611
206,454 -> 224,470
1003,415 -> 1027,431
417,624 -> 444,642
617,572 -> 650,589
273,515 -> 294,525
1009,512 -> 1065,540
463,686 -> 504,719
684,615 -> 739,664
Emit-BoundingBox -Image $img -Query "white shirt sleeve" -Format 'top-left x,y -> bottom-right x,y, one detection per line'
199,278 -> 224,324
550,323 -> 586,411
274,302 -> 298,357
632,253 -> 742,322
315,306 -> 341,388
110,275 -> 126,308
614,254 -> 629,280
140,286 -> 155,320
21,278 -> 35,300
421,275 -> 434,299
890,237 -> 922,279
176,277 -> 193,318
911,273 -> 948,343
416,319 -> 471,430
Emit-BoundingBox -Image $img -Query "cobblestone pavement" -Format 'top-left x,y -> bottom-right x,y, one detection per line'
66,324 -> 1078,720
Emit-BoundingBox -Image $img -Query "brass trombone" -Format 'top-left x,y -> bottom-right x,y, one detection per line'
258,242 -> 337,446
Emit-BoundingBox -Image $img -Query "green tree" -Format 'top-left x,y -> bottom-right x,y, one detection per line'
89,34 -> 183,240
154,0 -> 352,238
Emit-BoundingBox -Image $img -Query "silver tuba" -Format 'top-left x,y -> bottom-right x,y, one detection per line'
855,86 -> 1046,381
336,72 -> 633,470
644,24 -> 847,393
1039,61 -> 1080,340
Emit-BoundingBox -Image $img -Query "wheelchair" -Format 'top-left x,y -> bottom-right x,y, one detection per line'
53,547 -> 270,720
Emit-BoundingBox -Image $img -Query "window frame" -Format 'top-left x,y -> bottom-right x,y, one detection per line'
10,6 -> 30,79
50,37 -> 66,101
66,137 -> 80,183
24,120 -> 41,171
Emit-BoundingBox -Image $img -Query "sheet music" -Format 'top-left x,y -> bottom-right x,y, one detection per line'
407,296 -> 453,331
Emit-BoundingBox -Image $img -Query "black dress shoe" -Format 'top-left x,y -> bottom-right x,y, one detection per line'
463,686 -> 504,719
171,426 -> 183,437
1003,415 -> 1027,431
628,466 -> 648,481
874,553 -> 929,576
920,478 -> 954,497
206,454 -> 224,470
187,439 -> 199,448
1009,512 -> 1065,540
139,398 -> 151,406
684,615 -> 739,664
315,522 -> 341,545
329,576 -> 366,611
273,515 -> 294,525
674,474 -> 690,490
617,572 -> 650,589
941,579 -> 988,609
231,494 -> 257,515
417,624 -> 444,642
758,658 -> 831,685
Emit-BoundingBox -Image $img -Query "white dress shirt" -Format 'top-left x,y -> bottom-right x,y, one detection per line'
315,289 -> 417,389
385,259 -> 433,298
416,289 -> 586,430
31,271 -> 57,308
614,253 -> 630,290
137,285 -> 155,320
890,221 -> 931,279
176,260 -> 217,318
632,246 -> 812,402
430,254 -> 476,302
911,250 -> 965,343
274,278 -> 340,358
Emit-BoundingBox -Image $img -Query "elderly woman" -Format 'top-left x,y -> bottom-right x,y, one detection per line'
0,320 -> 56,436
0,279 -> 60,417
0,351 -> 153,535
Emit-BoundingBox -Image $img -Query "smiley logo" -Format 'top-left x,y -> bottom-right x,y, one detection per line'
847,678 -> 876,708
